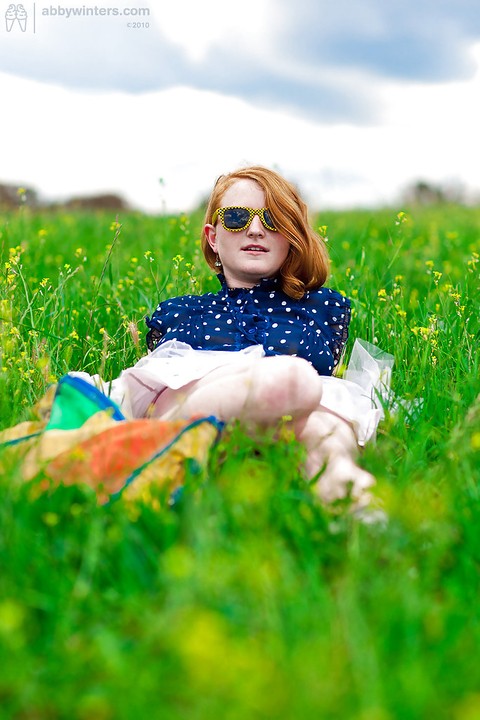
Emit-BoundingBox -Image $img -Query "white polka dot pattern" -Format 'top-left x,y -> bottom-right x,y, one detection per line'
145,275 -> 350,376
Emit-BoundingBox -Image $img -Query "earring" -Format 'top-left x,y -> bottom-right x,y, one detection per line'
215,255 -> 222,267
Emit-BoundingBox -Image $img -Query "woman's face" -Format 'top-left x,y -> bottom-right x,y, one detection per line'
204,179 -> 291,289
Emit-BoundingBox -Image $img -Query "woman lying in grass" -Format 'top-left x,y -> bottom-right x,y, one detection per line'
82,166 -> 390,509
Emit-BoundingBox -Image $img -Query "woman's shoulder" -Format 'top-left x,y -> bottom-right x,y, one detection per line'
152,289 -> 219,314
302,286 -> 351,310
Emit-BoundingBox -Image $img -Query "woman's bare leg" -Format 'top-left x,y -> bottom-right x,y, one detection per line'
294,410 -> 375,507
149,357 -> 375,509
152,355 -> 323,425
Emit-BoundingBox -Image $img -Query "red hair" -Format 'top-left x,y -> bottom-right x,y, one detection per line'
201,166 -> 329,299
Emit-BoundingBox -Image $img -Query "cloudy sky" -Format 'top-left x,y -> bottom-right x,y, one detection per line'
1,0 -> 480,212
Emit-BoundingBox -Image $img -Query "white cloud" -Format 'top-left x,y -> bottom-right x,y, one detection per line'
148,0 -> 276,63
2,0 -> 479,126
1,41 -> 479,215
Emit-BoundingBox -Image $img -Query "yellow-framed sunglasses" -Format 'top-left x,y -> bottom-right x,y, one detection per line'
211,206 -> 277,232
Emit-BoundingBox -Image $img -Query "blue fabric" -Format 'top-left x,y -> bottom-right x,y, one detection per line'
145,275 -> 351,376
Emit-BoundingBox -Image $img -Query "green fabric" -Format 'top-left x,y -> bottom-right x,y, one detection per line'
46,376 -> 124,431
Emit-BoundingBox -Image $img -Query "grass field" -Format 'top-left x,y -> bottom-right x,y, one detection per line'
0,201 -> 479,719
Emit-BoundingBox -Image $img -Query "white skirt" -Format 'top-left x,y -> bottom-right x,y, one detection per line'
71,339 -> 394,446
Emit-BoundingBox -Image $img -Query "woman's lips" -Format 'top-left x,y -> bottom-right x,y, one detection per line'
242,244 -> 268,252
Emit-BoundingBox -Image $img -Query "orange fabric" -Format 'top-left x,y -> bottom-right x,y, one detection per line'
1,379 -> 220,506
44,419 -> 210,499
2,415 -> 219,505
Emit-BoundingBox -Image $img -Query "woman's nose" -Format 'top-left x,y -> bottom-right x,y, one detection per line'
247,215 -> 265,235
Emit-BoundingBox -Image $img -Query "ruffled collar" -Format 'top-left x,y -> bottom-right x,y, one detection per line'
217,273 -> 280,294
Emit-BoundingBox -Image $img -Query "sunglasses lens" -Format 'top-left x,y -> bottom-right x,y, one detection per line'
262,209 -> 275,229
222,207 -> 250,229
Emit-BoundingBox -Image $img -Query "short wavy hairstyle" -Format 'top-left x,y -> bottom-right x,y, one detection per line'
201,165 -> 330,300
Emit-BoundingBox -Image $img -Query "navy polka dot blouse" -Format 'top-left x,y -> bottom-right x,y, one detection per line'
145,274 -> 351,376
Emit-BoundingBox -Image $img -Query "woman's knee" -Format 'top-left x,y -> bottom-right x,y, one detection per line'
245,356 -> 322,417
296,409 -> 358,452
154,355 -> 323,424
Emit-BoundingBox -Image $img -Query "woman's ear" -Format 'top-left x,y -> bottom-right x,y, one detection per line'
204,224 -> 217,253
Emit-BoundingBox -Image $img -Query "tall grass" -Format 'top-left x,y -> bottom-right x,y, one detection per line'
0,202 -> 479,718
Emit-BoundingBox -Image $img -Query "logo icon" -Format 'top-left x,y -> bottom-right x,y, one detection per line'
5,4 -> 28,32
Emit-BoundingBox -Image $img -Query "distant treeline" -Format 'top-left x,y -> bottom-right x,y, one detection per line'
0,183 -> 130,212
1,179 -> 477,213
401,179 -> 476,206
